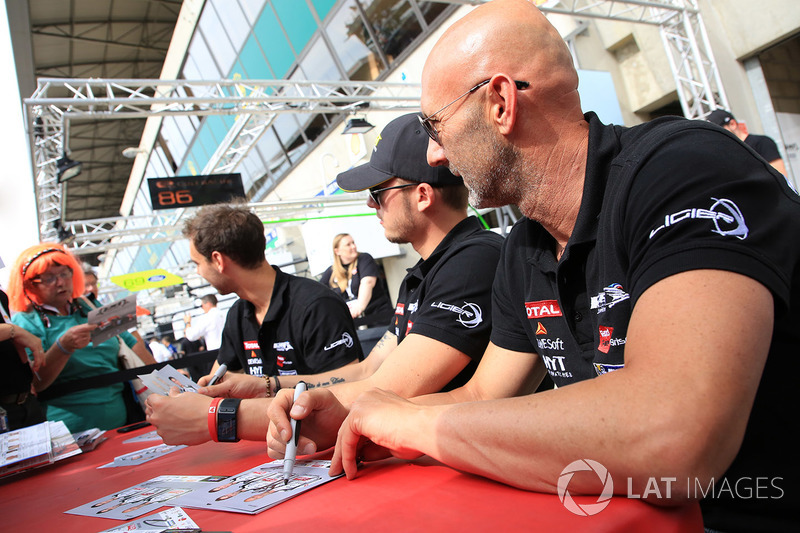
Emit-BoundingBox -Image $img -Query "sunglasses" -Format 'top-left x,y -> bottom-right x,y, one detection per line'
368,183 -> 416,208
418,79 -> 530,145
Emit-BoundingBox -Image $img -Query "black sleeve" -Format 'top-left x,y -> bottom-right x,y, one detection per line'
297,295 -> 363,373
621,127 -> 797,311
356,253 -> 380,278
318,267 -> 333,287
409,238 -> 502,361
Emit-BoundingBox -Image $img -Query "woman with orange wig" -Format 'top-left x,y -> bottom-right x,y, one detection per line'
7,243 -> 154,432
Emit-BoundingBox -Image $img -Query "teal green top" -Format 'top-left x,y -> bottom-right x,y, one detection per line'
12,299 -> 137,433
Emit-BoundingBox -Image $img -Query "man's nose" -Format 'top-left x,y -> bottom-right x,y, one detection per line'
426,138 -> 448,168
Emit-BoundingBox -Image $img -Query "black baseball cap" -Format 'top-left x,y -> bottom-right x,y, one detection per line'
336,113 -> 463,192
706,109 -> 735,126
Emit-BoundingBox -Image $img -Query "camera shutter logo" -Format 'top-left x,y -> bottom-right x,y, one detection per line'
557,459 -> 614,516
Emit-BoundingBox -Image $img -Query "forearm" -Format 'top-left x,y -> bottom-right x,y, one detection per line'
236,398 -> 271,441
132,340 -> 156,365
281,359 -> 372,391
0,323 -> 14,342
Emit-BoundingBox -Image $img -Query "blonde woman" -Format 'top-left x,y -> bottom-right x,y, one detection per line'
319,234 -> 393,328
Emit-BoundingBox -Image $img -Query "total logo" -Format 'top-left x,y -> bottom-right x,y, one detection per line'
558,459 -> 614,516
525,300 -> 562,319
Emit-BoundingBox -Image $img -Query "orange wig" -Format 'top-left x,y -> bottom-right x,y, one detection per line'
6,243 -> 85,312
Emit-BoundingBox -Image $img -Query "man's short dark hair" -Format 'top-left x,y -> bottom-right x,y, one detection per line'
201,294 -> 218,306
435,183 -> 469,210
183,203 -> 266,269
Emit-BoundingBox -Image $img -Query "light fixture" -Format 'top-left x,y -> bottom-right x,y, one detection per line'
122,147 -> 148,159
56,154 -> 82,182
342,117 -> 375,135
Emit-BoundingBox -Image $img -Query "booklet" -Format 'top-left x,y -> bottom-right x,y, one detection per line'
0,420 -> 81,478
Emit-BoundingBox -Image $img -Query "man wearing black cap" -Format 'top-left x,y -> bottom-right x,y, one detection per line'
707,108 -> 788,176
152,113 -> 505,448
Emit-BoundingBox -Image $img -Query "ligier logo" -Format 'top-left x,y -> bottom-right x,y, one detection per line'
324,332 -> 354,351
558,459 -> 614,516
525,300 -> 562,319
649,197 -> 749,240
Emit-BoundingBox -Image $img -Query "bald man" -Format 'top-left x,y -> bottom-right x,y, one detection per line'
273,1 -> 799,531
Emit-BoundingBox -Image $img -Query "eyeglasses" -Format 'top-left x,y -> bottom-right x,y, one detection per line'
368,183 -> 416,207
32,269 -> 74,287
418,79 -> 530,145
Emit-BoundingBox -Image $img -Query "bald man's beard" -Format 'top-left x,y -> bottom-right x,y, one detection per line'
449,110 -> 524,209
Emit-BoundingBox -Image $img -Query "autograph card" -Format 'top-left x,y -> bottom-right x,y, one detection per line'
138,365 -> 199,396
98,506 -> 200,532
67,476 -> 225,521
172,460 -> 341,514
98,443 -> 186,468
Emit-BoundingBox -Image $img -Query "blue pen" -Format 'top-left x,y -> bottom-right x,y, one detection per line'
283,381 -> 307,485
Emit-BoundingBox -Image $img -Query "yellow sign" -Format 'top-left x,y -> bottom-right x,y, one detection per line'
110,269 -> 184,292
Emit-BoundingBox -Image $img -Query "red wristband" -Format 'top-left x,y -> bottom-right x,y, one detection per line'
208,398 -> 223,442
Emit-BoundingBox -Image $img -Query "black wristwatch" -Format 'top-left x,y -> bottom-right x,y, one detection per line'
216,398 -> 241,442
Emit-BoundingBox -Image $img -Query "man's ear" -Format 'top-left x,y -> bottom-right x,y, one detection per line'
487,74 -> 519,135
210,250 -> 225,273
416,183 -> 435,213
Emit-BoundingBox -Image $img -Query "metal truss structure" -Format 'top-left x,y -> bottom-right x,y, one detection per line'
24,0 -> 728,258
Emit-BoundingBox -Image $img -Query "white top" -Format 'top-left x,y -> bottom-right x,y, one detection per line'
184,306 -> 226,350
149,340 -> 173,363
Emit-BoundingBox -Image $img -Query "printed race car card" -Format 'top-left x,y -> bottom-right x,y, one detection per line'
123,430 -> 163,444
172,459 -> 341,515
67,475 -> 226,521
88,295 -> 137,345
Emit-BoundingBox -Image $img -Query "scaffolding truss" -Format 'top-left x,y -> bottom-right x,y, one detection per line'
25,0 -> 728,257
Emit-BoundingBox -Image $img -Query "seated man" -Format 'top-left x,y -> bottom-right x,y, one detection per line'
146,114 -> 504,445
146,204 -> 363,440
267,2 -> 799,531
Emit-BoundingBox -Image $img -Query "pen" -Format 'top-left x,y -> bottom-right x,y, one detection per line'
207,363 -> 227,386
283,381 -> 306,485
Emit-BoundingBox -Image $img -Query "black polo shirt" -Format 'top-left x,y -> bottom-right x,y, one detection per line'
491,112 -> 800,531
391,216 -> 503,391
219,266 -> 362,377
319,252 -> 394,328
744,133 -> 781,163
